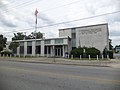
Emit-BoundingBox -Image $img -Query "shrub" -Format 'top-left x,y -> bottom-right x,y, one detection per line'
70,47 -> 100,58
70,47 -> 83,58
85,47 -> 100,58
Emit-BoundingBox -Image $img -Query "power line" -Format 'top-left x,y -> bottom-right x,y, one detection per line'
2,10 -> 120,34
21,10 -> 120,29
1,0 -> 40,14
40,0 -> 81,12
2,0 -> 81,14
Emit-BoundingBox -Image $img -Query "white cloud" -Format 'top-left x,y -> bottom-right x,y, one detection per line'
0,0 -> 120,46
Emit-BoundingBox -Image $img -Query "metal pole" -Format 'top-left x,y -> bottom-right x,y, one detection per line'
35,10 -> 38,57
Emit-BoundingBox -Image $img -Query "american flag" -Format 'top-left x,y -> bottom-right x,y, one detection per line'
35,9 -> 38,16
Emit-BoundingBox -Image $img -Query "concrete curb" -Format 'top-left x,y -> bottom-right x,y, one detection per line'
0,57 -> 120,68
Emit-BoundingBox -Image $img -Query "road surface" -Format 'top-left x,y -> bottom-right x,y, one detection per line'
0,60 -> 120,90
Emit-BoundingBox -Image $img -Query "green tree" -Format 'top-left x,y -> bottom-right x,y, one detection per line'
9,42 -> 19,54
12,33 -> 25,41
26,32 -> 43,39
109,39 -> 113,50
0,35 -> 7,52
9,32 -> 24,53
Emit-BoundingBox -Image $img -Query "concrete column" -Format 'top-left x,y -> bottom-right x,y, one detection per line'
102,55 -> 104,60
60,48 -> 61,56
32,41 -> 36,56
47,46 -> 49,57
89,55 -> 91,60
52,46 -> 55,57
24,41 -> 27,57
17,46 -> 20,56
80,55 -> 81,59
50,46 -> 53,57
41,40 -> 45,56
62,45 -> 65,57
71,55 -> 73,59
97,55 -> 98,60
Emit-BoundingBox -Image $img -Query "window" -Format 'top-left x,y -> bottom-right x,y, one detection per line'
36,41 -> 41,45
20,42 -> 24,46
27,46 -> 32,54
20,42 -> 24,54
36,45 -> 41,54
44,40 -> 51,44
44,46 -> 51,54
55,39 -> 63,44
72,33 -> 76,39
27,41 -> 32,54
20,46 -> 24,54
71,28 -> 76,32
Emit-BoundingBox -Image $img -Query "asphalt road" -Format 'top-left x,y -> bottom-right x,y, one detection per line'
0,60 -> 120,90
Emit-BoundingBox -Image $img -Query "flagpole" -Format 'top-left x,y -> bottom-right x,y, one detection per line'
35,8 -> 38,37
35,16 -> 37,33
34,8 -> 38,57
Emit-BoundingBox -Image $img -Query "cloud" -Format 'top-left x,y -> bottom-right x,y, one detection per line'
0,14 -> 18,27
0,0 -> 120,46
37,13 -> 55,25
0,27 -> 5,33
0,0 -> 18,27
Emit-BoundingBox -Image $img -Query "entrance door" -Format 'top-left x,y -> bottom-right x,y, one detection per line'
55,48 -> 63,57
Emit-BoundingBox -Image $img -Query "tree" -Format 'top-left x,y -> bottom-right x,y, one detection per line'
12,33 -> 25,41
9,32 -> 24,54
109,39 -> 113,50
9,42 -> 19,54
9,32 -> 43,54
12,32 -> 43,40
0,35 -> 7,52
26,32 -> 43,39
36,32 -> 43,39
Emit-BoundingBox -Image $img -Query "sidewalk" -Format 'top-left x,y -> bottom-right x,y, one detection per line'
0,57 -> 120,68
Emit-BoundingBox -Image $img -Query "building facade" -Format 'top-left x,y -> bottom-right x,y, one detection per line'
59,23 -> 109,52
13,23 -> 109,57
14,37 -> 70,57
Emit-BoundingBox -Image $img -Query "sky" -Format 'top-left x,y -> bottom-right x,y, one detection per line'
0,0 -> 120,47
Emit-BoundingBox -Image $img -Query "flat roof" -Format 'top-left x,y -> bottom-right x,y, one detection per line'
12,36 -> 68,42
59,23 -> 108,31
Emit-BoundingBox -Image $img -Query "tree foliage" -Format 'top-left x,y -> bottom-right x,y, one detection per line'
9,32 -> 43,53
12,33 -> 25,41
0,35 -> 7,52
26,32 -> 43,39
12,32 -> 43,41
9,42 -> 19,50
109,39 -> 113,50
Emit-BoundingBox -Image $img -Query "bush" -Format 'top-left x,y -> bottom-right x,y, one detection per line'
103,50 -> 113,59
70,48 -> 83,58
85,47 -> 100,58
70,47 -> 100,58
